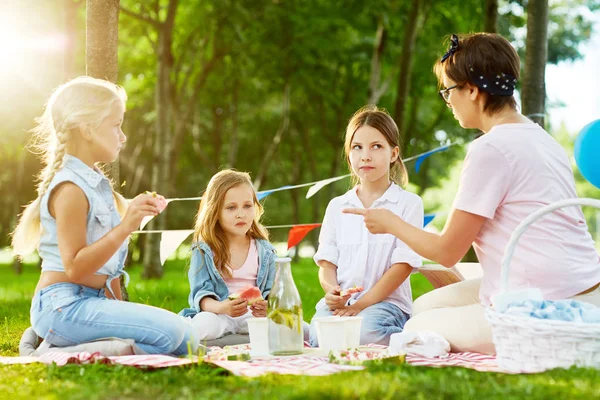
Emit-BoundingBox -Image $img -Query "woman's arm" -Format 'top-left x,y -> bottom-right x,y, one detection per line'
52,183 -> 160,282
342,207 -> 486,267
334,262 -> 412,316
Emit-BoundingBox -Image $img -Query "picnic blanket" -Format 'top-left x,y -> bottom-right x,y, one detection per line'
0,349 -> 509,375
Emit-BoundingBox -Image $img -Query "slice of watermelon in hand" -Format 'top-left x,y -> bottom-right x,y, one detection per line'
339,285 -> 364,297
228,286 -> 264,305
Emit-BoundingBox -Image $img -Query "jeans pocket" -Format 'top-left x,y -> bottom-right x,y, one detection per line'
45,328 -> 81,347
49,293 -> 81,312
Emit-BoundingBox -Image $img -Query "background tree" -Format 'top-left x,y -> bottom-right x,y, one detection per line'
522,0 -> 549,126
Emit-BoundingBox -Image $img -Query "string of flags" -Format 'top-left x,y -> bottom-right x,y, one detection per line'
135,142 -> 455,265
148,215 -> 438,266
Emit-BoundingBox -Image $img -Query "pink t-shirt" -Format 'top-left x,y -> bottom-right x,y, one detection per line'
225,239 -> 259,295
453,123 -> 600,306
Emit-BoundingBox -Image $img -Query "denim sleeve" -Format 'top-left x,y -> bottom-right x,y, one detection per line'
187,247 -> 219,311
262,246 -> 277,299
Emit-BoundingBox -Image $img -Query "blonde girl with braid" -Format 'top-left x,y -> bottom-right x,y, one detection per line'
13,76 -> 197,355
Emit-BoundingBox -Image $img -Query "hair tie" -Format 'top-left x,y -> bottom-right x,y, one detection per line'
441,34 -> 459,63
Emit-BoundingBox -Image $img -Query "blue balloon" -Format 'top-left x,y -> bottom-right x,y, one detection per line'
574,119 -> 600,189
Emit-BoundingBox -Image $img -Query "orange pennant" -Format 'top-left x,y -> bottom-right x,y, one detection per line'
287,224 -> 322,250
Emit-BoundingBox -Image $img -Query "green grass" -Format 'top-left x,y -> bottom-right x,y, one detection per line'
2,259 -> 600,399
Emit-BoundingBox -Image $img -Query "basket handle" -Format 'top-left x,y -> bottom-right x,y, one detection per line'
500,197 -> 600,293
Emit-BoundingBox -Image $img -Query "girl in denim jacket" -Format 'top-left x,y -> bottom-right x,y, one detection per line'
180,170 -> 277,340
12,76 -> 197,355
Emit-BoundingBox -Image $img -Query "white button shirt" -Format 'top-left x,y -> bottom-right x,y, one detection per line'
313,183 -> 423,315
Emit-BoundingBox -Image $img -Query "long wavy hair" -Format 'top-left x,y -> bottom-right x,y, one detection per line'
11,76 -> 129,258
193,170 -> 269,278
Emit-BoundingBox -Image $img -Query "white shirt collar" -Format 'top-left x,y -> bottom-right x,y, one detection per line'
341,182 -> 402,208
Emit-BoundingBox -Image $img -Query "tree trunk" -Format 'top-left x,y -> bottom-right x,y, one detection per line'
86,0 -> 129,300
143,0 -> 178,279
394,0 -> 421,143
484,0 -> 498,33
367,17 -> 388,105
253,83 -> 291,190
86,0 -> 120,181
522,0 -> 549,127
289,131 -> 302,263
227,79 -> 241,168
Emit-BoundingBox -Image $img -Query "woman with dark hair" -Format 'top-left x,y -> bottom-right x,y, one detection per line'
344,33 -> 600,354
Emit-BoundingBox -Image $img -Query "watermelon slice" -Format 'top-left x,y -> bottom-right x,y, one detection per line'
339,285 -> 364,297
145,191 -> 168,213
228,286 -> 264,305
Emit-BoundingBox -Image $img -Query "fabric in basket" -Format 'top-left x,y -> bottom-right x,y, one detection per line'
503,299 -> 600,323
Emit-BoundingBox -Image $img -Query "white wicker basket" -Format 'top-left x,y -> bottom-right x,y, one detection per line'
485,198 -> 600,373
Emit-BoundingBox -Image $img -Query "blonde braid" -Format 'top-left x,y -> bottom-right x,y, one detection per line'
38,128 -> 69,197
11,128 -> 69,257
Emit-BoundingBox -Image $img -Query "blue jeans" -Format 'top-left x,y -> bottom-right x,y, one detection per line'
309,301 -> 410,347
30,282 -> 198,356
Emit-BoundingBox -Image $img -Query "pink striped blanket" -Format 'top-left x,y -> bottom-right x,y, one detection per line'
0,349 -> 508,376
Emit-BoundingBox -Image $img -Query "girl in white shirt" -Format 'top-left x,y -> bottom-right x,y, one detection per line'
309,106 -> 423,346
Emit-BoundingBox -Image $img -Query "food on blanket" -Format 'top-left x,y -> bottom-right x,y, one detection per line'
205,344 -> 252,362
328,348 -> 404,366
145,191 -> 168,212
227,353 -> 251,361
267,306 -> 302,333
228,286 -> 264,305
339,285 -> 364,297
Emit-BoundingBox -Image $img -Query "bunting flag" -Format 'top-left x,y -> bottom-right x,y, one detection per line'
145,211 -> 441,264
305,175 -> 350,199
139,199 -> 174,230
414,144 -> 451,173
159,230 -> 194,265
287,224 -> 322,250
133,143 -> 454,236
423,213 -> 436,227
257,186 -> 293,201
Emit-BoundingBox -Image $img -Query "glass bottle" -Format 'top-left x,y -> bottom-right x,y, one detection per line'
267,257 -> 304,355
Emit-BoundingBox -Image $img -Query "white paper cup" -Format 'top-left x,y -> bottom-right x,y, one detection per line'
314,316 -> 363,351
246,317 -> 269,356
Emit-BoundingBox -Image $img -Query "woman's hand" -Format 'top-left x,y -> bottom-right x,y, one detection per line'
325,286 -> 351,311
342,208 -> 398,235
121,192 -> 164,233
219,298 -> 248,317
250,299 -> 268,318
333,303 -> 364,317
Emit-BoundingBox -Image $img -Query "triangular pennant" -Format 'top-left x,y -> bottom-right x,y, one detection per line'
306,175 -> 349,199
139,199 -> 173,230
415,145 -> 450,172
257,185 -> 293,201
160,229 -> 194,266
424,214 -> 436,227
287,224 -> 322,250
257,191 -> 273,201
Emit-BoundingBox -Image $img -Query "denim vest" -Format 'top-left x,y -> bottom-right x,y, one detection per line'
38,155 -> 129,297
179,239 -> 277,318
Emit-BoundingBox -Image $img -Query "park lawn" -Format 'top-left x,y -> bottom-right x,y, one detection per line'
2,259 -> 600,400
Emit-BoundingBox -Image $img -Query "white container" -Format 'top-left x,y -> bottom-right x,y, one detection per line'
246,317 -> 269,356
314,316 -> 363,351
